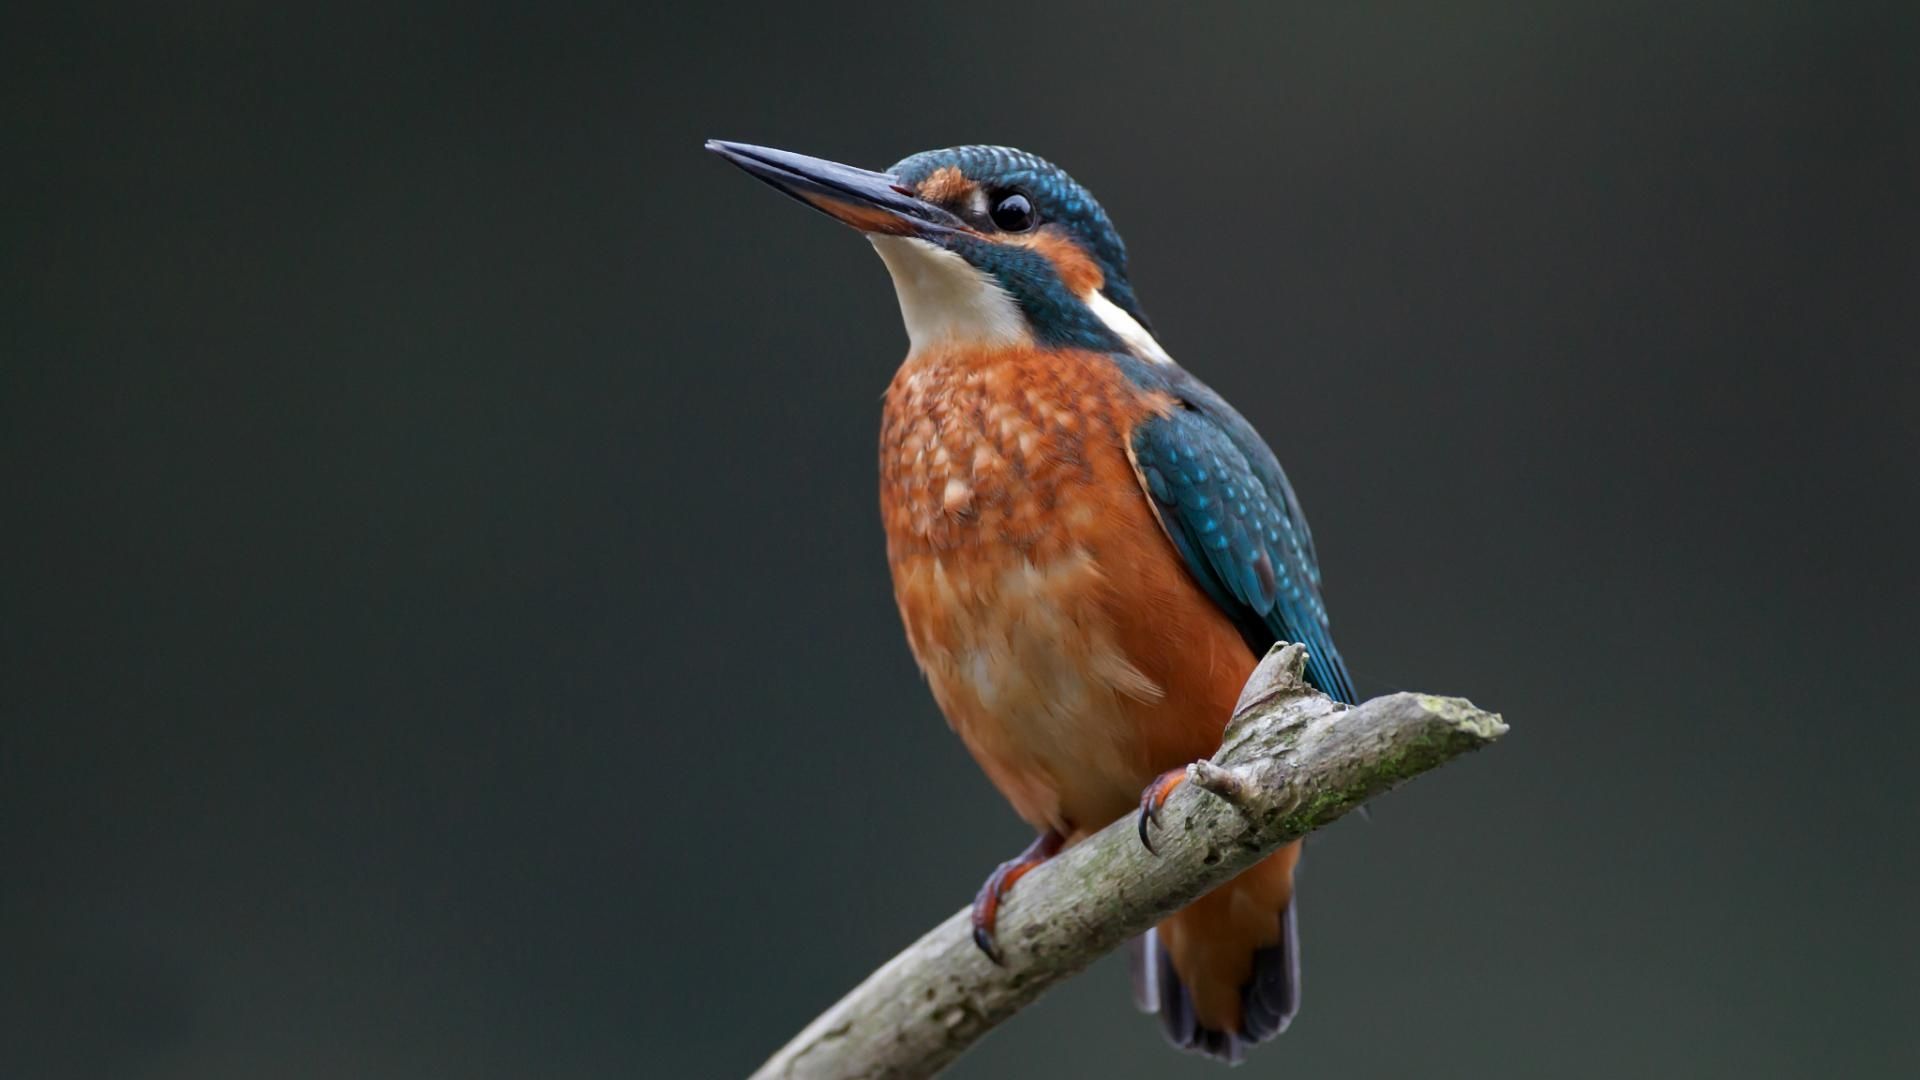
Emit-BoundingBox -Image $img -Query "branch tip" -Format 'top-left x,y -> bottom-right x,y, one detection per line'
1230,641 -> 1314,720
749,676 -> 1507,1080
1187,759 -> 1257,807
1415,694 -> 1508,741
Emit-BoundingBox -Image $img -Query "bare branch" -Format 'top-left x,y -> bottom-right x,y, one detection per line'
1184,759 -> 1257,808
751,643 -> 1507,1080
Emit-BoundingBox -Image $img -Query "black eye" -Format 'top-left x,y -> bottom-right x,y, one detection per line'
990,192 -> 1036,231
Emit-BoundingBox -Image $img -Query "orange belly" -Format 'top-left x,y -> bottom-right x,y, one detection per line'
881,340 -> 1301,1038
879,341 -> 1254,837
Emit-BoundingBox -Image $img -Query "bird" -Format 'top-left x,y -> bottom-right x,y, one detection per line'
707,139 -> 1357,1064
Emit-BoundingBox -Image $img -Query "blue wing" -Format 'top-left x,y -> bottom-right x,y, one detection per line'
1123,360 -> 1357,705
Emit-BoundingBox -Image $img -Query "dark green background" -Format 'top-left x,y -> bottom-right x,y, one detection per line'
5,4 -> 1916,1078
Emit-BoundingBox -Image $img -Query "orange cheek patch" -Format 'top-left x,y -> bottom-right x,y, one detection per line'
917,165 -> 977,207
1012,230 -> 1106,295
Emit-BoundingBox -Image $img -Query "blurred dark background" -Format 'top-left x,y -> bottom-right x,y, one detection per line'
4,3 -> 1916,1078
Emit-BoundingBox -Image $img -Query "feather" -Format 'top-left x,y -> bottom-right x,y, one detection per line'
1120,355 -> 1357,704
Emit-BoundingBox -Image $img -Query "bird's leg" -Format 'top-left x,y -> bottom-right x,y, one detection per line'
970,829 -> 1065,965
1136,766 -> 1188,854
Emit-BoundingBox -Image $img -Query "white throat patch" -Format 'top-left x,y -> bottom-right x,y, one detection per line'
868,235 -> 1028,354
866,233 -> 1174,366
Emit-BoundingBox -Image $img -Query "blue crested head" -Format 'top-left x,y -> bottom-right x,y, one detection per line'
888,146 -> 1148,336
707,139 -> 1168,358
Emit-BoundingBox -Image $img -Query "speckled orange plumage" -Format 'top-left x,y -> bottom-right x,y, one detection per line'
879,340 -> 1298,1035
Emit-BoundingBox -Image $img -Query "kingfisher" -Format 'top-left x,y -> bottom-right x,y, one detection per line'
708,139 -> 1357,1064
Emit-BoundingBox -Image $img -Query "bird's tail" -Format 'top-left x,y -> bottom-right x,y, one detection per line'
1128,840 -> 1301,1064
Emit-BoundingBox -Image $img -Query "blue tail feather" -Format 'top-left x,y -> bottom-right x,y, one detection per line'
1129,898 -> 1301,1064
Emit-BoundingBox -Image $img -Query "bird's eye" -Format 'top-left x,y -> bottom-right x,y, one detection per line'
990,192 -> 1036,232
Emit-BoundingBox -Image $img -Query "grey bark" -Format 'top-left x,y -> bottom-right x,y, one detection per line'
749,643 -> 1507,1080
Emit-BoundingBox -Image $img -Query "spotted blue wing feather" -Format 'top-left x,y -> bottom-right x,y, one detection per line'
1122,359 -> 1356,705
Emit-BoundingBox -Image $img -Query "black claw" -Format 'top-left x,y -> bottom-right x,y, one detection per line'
1137,806 -> 1159,855
972,926 -> 1005,966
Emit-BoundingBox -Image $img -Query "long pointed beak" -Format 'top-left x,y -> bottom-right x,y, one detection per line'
705,140 -> 966,238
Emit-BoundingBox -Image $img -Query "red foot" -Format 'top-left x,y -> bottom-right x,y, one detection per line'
1137,767 -> 1188,854
971,830 -> 1064,965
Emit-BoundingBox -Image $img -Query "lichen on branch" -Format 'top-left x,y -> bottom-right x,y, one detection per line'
750,642 -> 1507,1080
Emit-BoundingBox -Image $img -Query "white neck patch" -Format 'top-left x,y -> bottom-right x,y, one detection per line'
1085,288 -> 1174,365
867,233 -> 1174,366
868,235 -> 1028,354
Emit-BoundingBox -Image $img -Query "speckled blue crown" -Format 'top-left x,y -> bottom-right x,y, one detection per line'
890,146 -> 1146,328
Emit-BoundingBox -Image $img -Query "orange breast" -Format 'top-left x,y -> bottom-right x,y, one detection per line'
879,343 -> 1256,838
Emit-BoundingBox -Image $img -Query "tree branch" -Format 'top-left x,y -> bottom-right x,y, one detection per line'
751,643 -> 1507,1080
